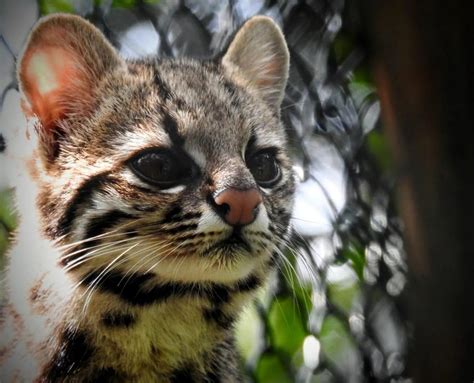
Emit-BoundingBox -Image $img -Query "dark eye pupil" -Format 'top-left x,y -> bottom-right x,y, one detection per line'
130,150 -> 192,188
247,151 -> 281,187
136,154 -> 171,179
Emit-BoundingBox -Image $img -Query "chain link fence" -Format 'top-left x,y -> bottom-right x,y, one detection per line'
0,1 -> 409,382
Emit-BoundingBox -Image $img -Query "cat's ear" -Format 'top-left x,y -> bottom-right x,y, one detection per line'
18,14 -> 123,133
222,16 -> 289,110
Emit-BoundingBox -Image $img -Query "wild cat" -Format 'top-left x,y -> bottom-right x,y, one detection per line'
0,12 -> 294,382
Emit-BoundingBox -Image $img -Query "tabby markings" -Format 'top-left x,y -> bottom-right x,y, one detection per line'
80,270 -> 261,307
102,311 -> 136,328
83,209 -> 136,249
56,172 -> 109,237
153,69 -> 172,102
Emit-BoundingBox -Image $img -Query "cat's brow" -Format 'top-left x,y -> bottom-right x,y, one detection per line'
161,112 -> 184,147
153,68 -> 172,101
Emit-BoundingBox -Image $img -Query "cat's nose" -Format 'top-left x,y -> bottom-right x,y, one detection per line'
213,188 -> 263,226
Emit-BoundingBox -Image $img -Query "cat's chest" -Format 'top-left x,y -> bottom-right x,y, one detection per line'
77,293 -> 233,379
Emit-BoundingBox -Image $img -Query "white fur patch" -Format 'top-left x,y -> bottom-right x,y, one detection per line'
184,143 -> 207,169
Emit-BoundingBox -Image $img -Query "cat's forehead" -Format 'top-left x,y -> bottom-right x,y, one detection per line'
97,58 -> 284,156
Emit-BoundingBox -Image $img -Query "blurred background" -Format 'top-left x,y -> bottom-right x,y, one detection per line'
2,1 -> 471,382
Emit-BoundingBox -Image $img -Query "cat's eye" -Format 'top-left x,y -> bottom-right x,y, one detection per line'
246,150 -> 281,188
129,149 -> 194,188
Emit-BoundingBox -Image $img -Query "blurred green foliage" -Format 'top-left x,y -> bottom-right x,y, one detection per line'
367,130 -> 393,172
38,0 -> 161,15
39,0 -> 74,14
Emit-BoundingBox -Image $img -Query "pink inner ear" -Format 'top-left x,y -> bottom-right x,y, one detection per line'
22,45 -> 87,131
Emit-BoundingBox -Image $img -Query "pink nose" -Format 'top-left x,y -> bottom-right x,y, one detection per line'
214,188 -> 263,226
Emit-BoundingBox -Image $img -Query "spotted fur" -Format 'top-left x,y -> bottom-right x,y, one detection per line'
0,14 -> 294,382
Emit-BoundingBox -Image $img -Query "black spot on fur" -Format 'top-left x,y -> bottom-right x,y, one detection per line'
203,307 -> 234,329
42,329 -> 93,380
102,311 -> 136,328
162,205 -> 183,223
170,367 -> 195,383
56,172 -> 109,237
205,370 -> 221,383
234,274 -> 262,293
206,284 -> 231,305
86,367 -> 125,383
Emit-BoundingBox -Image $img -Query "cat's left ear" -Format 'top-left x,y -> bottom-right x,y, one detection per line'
222,16 -> 289,111
18,14 -> 124,132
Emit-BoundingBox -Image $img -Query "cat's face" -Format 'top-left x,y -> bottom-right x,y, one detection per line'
18,14 -> 293,284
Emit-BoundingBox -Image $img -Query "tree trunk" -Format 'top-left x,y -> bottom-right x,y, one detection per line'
362,1 -> 474,381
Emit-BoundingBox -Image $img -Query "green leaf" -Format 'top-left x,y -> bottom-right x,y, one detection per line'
255,353 -> 293,383
268,297 -> 308,357
319,315 -> 357,368
352,67 -> 374,84
39,0 -> 74,15
111,0 -> 137,8
340,244 -> 365,280
327,281 -> 360,314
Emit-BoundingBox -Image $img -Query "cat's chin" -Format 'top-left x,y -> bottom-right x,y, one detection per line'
152,250 -> 267,284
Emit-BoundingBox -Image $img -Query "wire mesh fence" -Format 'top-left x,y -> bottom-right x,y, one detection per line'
0,1 -> 409,382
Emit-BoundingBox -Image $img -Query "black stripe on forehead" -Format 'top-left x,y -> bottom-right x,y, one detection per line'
153,68 -> 172,101
162,112 -> 184,147
153,67 -> 187,147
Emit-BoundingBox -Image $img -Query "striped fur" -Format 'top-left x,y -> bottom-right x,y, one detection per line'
0,14 -> 293,382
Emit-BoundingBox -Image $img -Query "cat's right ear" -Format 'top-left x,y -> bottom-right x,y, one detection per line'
222,16 -> 289,112
18,14 -> 123,156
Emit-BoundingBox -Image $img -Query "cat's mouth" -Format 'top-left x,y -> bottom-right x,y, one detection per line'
209,228 -> 252,255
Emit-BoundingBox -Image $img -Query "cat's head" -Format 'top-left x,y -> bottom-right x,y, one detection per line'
17,14 -> 294,284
